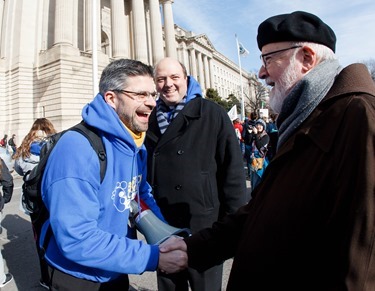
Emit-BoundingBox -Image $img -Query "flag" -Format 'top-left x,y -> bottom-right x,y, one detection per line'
238,42 -> 249,56
227,105 -> 238,121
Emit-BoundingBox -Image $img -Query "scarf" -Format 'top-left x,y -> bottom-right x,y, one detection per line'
156,98 -> 186,134
276,59 -> 341,150
252,130 -> 268,157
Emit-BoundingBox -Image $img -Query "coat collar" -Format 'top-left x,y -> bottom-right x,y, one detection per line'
325,63 -> 375,101
147,97 -> 203,148
276,63 -> 375,157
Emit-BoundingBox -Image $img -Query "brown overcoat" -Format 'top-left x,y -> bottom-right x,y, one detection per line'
186,63 -> 375,290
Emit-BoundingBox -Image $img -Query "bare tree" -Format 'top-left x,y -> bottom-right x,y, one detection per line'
243,76 -> 269,117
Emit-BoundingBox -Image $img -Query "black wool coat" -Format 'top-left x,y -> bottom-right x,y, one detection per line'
145,97 -> 247,233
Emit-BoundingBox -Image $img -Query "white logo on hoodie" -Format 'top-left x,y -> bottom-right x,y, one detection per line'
111,175 -> 142,212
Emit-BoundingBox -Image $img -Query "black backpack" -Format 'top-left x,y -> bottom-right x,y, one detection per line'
22,121 -> 107,254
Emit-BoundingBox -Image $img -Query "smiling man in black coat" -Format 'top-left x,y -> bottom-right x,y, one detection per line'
145,57 -> 247,291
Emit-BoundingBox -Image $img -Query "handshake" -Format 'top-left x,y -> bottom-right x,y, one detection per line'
129,198 -> 189,273
157,236 -> 188,274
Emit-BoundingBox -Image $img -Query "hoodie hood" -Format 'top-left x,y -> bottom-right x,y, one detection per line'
82,94 -> 124,137
185,76 -> 203,103
81,93 -> 138,152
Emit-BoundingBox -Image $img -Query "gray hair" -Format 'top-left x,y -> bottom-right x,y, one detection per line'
292,41 -> 337,63
99,59 -> 154,96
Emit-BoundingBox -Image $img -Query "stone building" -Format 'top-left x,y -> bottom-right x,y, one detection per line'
0,0 -> 254,138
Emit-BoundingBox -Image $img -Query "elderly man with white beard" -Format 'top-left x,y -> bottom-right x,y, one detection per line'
158,10 -> 375,291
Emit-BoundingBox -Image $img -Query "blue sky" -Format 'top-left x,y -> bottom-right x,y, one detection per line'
172,0 -> 375,74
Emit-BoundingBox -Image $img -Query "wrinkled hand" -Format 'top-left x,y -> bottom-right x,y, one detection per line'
158,236 -> 188,274
160,235 -> 187,253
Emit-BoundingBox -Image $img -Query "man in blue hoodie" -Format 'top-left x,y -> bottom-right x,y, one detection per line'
145,57 -> 247,291
40,59 -> 187,290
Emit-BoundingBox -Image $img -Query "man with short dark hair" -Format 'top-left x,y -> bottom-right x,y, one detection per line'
40,59 -> 187,290
161,11 -> 375,290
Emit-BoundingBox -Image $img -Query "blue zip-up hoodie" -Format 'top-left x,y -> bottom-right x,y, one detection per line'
40,94 -> 163,282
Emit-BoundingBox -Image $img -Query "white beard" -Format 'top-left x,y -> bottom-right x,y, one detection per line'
269,58 -> 300,114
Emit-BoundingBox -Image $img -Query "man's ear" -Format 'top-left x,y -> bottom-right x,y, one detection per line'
301,46 -> 316,73
104,91 -> 117,110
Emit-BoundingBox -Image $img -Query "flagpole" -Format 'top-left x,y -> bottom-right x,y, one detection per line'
92,0 -> 98,96
235,34 -> 245,120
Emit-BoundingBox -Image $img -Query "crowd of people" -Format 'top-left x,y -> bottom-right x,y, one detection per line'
0,134 -> 17,157
233,112 -> 278,196
0,10 -> 374,291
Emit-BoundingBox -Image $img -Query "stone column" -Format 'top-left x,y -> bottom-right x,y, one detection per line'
72,1 -> 78,48
149,0 -> 164,63
39,0 -> 51,51
131,0 -> 148,63
189,47 -> 197,79
0,0 -> 7,61
111,0 -> 128,58
180,43 -> 190,74
54,0 -> 74,46
85,0 -> 101,52
197,51 -> 205,89
161,0 -> 176,58
145,8 -> 152,64
203,55 -> 211,88
0,0 -> 4,40
209,58 -> 215,90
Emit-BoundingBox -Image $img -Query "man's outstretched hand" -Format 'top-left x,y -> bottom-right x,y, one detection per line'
158,236 -> 188,274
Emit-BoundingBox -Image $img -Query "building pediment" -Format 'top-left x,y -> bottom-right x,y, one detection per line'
175,24 -> 215,51
193,34 -> 215,51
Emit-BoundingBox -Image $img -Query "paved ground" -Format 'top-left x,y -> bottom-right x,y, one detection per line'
1,172 -> 249,290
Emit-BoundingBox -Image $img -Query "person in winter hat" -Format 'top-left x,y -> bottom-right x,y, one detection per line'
159,11 -> 375,290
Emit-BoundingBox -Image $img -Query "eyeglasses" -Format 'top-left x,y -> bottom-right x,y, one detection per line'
112,89 -> 158,102
260,45 -> 302,69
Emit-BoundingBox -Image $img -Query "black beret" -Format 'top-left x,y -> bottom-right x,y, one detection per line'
257,11 -> 336,52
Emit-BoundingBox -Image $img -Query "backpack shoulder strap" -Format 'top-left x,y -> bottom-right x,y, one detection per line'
40,121 -> 107,258
69,121 -> 107,182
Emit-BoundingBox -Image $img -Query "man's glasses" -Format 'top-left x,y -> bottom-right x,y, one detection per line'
112,89 -> 158,102
260,45 -> 302,68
